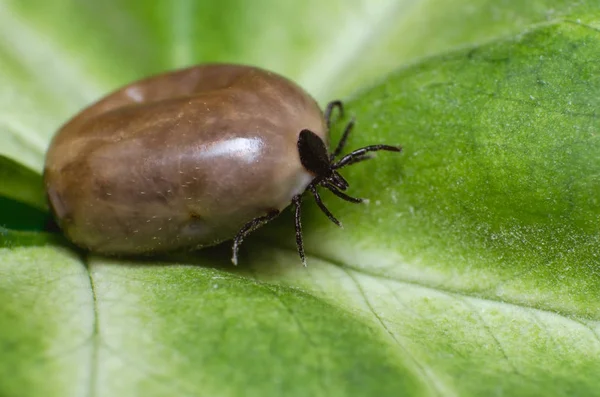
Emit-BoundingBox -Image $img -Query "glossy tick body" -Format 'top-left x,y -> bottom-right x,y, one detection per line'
44,64 -> 401,265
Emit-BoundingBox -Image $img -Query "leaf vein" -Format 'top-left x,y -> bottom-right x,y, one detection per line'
340,266 -> 449,397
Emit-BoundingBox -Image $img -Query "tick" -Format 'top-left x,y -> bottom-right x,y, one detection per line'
44,64 -> 401,265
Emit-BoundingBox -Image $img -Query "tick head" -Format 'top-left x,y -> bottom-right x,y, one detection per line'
297,129 -> 348,190
298,129 -> 331,179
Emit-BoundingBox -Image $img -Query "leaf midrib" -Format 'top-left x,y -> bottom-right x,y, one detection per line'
85,259 -> 99,397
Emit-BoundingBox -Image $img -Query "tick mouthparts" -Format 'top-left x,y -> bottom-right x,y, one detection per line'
330,172 -> 349,191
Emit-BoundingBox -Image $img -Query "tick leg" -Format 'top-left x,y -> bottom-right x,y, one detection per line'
324,183 -> 363,204
231,209 -> 280,265
324,100 -> 344,129
336,153 -> 374,169
333,144 -> 402,169
292,194 -> 307,267
330,117 -> 355,161
309,185 -> 342,228
330,171 -> 349,191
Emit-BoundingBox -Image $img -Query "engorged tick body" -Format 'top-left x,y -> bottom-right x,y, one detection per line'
44,64 -> 401,265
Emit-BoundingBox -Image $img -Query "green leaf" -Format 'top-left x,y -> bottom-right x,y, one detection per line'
0,155 -> 46,210
0,226 -> 64,249
0,156 -> 51,231
1,1 -> 600,397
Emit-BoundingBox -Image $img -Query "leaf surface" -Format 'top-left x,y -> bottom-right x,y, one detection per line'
1,1 -> 599,396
